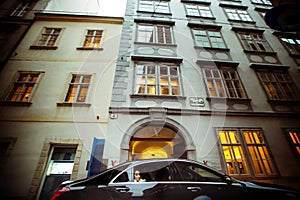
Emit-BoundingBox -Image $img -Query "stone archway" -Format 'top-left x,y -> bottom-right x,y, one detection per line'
129,125 -> 187,161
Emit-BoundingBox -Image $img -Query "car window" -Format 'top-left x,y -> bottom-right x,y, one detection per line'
175,162 -> 224,182
84,163 -> 130,185
116,161 -> 173,182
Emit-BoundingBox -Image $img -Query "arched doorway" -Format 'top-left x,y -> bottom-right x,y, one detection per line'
129,125 -> 187,161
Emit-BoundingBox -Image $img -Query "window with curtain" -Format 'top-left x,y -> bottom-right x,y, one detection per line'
83,30 -> 103,48
134,62 -> 181,96
218,129 -> 276,176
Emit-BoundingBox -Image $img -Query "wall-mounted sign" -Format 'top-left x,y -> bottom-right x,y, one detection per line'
189,97 -> 205,107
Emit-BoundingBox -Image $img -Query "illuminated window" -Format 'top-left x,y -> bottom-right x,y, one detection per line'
36,28 -> 62,47
286,129 -> 300,158
243,130 -> 276,175
218,129 -> 276,176
65,74 -> 92,103
138,0 -> 170,13
251,0 -> 272,5
134,62 -> 181,96
202,67 -> 247,98
278,36 -> 300,55
185,4 -> 214,18
10,2 -> 34,17
5,72 -> 42,102
83,30 -> 103,48
219,130 -> 249,175
224,8 -> 253,22
237,32 -> 273,52
192,28 -> 226,48
136,24 -> 173,44
256,70 -> 299,100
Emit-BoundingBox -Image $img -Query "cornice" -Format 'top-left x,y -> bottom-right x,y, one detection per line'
34,12 -> 123,24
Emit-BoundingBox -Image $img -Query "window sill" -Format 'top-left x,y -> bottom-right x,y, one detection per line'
186,15 -> 216,20
243,50 -> 277,55
268,99 -> 300,104
57,102 -> 91,107
29,45 -> 58,50
0,101 -> 32,106
228,19 -> 256,24
136,10 -> 172,16
194,46 -> 230,51
131,94 -> 186,100
207,97 -> 251,103
76,47 -> 103,51
134,42 -> 177,48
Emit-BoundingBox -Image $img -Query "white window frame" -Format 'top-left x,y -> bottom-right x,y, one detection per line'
83,30 -> 103,48
225,8 -> 253,22
5,71 -> 42,102
134,62 -> 182,96
202,66 -> 247,99
136,23 -> 174,44
138,0 -> 170,13
185,4 -> 214,18
64,74 -> 92,103
36,27 -> 62,47
192,28 -> 227,49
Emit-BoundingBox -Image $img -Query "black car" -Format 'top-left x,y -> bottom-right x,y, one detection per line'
50,158 -> 299,200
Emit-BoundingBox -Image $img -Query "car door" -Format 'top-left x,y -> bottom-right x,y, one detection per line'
174,161 -> 251,200
107,160 -> 184,200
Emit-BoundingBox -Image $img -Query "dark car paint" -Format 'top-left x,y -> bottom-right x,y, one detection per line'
51,158 -> 300,200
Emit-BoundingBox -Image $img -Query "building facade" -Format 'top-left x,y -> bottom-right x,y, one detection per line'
0,12 -> 123,199
0,0 -> 51,71
107,0 -> 300,190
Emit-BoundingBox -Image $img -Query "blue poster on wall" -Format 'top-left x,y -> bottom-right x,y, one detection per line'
87,138 -> 105,177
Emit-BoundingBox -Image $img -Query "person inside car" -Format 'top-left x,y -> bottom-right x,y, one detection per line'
134,170 -> 145,182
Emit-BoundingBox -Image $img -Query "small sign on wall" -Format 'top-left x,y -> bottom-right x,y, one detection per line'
189,97 -> 205,107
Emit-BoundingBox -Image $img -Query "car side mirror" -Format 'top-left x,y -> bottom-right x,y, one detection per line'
225,176 -> 232,185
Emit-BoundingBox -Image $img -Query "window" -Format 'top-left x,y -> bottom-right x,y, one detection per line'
185,4 -> 214,18
134,62 -> 181,96
256,70 -> 299,100
224,8 -> 253,22
10,2 -> 34,17
138,0 -> 170,13
175,161 -> 224,182
202,66 -> 247,98
218,129 -> 276,176
278,36 -> 300,55
136,23 -> 174,44
237,32 -> 273,52
286,129 -> 300,158
251,0 -> 272,6
5,72 -> 42,103
35,28 -> 62,47
0,137 -> 17,156
83,30 -> 103,48
192,28 -> 226,48
64,74 -> 92,103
